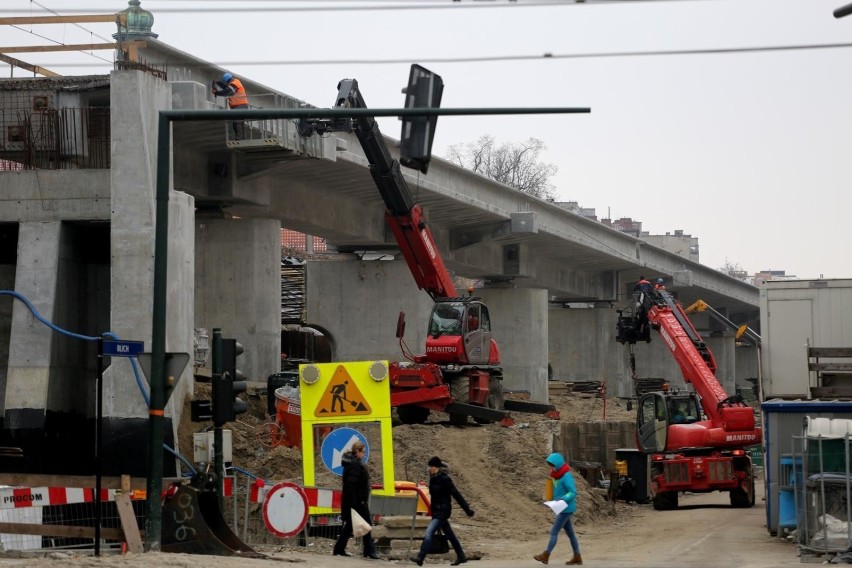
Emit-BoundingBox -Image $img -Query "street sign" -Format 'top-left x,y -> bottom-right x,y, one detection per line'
101,340 -> 144,357
136,352 -> 191,405
262,482 -> 309,538
320,427 -> 369,476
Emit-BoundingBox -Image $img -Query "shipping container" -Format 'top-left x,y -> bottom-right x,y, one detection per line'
759,279 -> 852,398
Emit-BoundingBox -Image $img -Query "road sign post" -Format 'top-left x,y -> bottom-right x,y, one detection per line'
96,337 -> 145,556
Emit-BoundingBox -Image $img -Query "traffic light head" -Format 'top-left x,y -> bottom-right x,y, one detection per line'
212,338 -> 248,425
400,64 -> 443,174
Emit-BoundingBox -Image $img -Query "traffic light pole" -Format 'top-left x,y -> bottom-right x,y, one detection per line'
212,329 -> 224,512
150,101 -> 588,552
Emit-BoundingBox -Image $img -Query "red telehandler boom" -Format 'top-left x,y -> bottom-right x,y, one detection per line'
298,67 -> 556,426
616,286 -> 761,509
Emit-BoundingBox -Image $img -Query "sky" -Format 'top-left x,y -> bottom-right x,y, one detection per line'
4,0 -> 852,280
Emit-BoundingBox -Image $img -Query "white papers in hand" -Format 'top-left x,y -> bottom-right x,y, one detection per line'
543,500 -> 567,514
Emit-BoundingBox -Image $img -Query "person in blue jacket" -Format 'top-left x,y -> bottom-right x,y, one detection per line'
534,452 -> 582,565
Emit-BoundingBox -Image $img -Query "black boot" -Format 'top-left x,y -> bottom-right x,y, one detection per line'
451,556 -> 468,566
409,555 -> 423,566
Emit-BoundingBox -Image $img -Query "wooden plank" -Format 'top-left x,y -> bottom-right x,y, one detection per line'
809,363 -> 852,372
0,521 -> 127,541
115,494 -> 143,553
0,473 -> 146,491
0,54 -> 59,77
0,43 -> 118,54
809,347 -> 852,358
810,386 -> 852,398
0,15 -> 126,26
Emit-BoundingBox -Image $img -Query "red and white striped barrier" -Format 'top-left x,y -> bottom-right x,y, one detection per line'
223,478 -> 270,503
303,487 -> 342,509
0,487 -> 118,510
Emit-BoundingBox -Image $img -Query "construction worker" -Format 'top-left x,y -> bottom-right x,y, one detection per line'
633,276 -> 653,339
633,275 -> 652,294
654,278 -> 666,291
212,72 -> 249,139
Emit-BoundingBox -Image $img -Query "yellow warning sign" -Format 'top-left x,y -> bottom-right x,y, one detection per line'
314,365 -> 372,417
299,361 -> 394,499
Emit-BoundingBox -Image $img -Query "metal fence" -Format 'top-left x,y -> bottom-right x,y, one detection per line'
792,432 -> 852,553
0,492 -> 145,552
0,107 -> 110,170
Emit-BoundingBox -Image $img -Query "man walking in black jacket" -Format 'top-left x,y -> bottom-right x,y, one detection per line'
411,456 -> 474,566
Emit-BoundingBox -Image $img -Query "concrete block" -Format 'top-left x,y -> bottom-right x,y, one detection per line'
381,515 -> 430,529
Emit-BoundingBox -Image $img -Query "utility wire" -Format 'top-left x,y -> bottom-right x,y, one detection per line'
28,0 -> 112,43
17,41 -> 852,68
0,0 -> 717,14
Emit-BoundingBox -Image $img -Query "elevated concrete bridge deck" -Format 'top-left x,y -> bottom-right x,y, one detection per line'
0,41 -> 759,479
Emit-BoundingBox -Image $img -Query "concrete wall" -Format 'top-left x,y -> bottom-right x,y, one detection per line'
548,305 -> 742,399
0,170 -> 110,223
0,264 -> 13,412
194,217 -> 281,384
305,259 -> 433,362
554,420 -> 636,468
548,306 -> 630,396
4,222 -> 62,427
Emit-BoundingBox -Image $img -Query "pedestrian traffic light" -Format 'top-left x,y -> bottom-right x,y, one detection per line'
212,338 -> 247,425
399,64 -> 443,174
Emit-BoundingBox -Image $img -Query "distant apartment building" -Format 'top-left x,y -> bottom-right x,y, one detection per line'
557,201 -> 700,262
554,201 -> 598,221
640,229 -> 700,263
753,270 -> 797,285
602,217 -> 643,238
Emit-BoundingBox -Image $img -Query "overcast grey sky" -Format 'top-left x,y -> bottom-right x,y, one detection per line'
5,0 -> 852,279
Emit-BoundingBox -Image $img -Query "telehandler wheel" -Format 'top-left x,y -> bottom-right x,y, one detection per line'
397,405 -> 430,425
652,490 -> 679,510
474,377 -> 505,424
730,472 -> 756,508
449,376 -> 470,425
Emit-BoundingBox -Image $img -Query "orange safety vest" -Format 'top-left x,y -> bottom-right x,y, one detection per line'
227,78 -> 248,108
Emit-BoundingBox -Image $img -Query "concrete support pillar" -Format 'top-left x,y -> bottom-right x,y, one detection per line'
106,69 -> 196,423
5,221 -> 62,428
195,217 -> 281,384
705,336 -> 737,395
478,288 -> 549,402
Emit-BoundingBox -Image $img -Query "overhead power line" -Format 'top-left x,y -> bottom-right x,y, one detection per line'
0,0 -> 713,14
16,41 -> 852,68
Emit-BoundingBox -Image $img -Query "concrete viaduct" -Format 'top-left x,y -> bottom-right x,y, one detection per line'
0,37 -> 758,475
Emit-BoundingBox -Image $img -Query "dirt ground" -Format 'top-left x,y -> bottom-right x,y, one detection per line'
0,385 -> 798,567
173,383 -> 638,560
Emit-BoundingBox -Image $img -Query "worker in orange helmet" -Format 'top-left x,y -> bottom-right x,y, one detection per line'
212,72 -> 249,140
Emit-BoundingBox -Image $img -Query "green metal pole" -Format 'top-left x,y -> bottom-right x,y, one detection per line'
144,112 -> 172,551
212,329 -> 224,512
160,106 -> 590,122
143,102 -> 589,551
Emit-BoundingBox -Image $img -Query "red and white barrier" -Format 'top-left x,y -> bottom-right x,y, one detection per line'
0,487 -> 118,510
303,487 -> 342,509
223,477 -> 270,503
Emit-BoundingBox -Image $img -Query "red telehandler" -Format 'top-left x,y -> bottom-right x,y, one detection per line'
298,68 -> 556,426
616,285 -> 762,509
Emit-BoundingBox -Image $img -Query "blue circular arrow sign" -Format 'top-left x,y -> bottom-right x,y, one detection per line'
320,427 -> 369,476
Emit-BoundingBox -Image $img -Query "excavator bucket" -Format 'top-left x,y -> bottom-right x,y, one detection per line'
161,484 -> 261,557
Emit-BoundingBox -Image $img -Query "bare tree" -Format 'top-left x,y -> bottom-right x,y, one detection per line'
718,259 -> 749,281
446,135 -> 558,200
